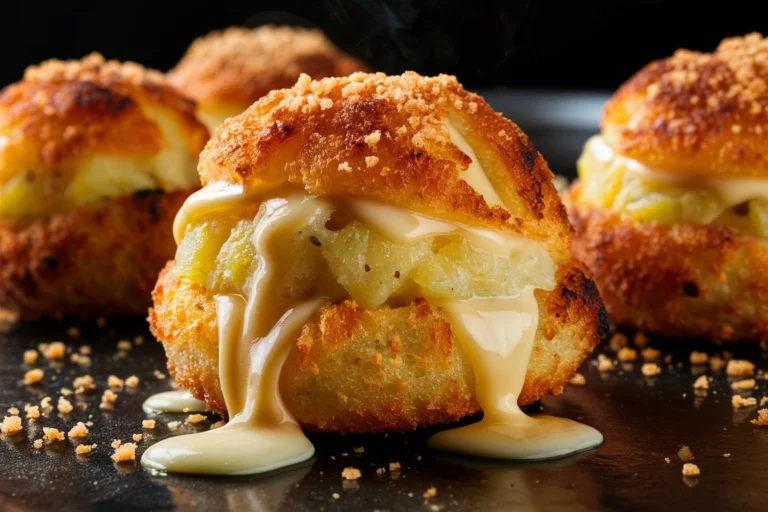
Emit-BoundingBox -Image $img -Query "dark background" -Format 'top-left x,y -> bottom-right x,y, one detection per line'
2,0 -> 768,91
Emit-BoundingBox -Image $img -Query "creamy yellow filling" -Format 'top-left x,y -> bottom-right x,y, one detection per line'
576,136 -> 768,238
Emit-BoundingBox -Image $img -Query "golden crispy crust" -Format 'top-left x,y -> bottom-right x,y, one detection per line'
0,53 -> 208,183
167,26 -> 369,112
149,259 -> 605,433
0,189 -> 191,319
603,33 -> 768,178
566,182 -> 768,340
200,72 -> 571,256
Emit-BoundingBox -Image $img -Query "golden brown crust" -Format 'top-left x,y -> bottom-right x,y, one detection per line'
0,189 -> 191,319
603,33 -> 768,178
167,26 -> 369,113
149,259 -> 606,433
200,72 -> 571,255
566,182 -> 768,340
0,53 -> 208,183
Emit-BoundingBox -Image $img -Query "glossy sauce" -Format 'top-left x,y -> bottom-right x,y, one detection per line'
142,390 -> 208,415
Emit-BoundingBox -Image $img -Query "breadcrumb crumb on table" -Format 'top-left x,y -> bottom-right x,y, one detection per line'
751,408 -> 768,426
710,356 -> 727,371
125,375 -> 140,388
185,414 -> 206,424
677,445 -> 693,462
117,340 -> 132,351
33,439 -> 43,449
342,467 -> 362,480
690,351 -> 709,365
642,363 -> 661,376
73,375 -> 95,394
67,422 -> 88,439
731,379 -> 756,390
641,348 -> 661,361
732,395 -> 758,409
7,407 -> 19,416
423,487 -> 437,498
57,397 -> 73,414
132,434 -> 143,442
389,462 -> 401,471
44,342 -> 66,360
633,332 -> 649,348
609,333 -> 628,352
111,442 -> 137,462
332,493 -> 340,500
1,416 -> 22,435
23,350 -> 38,365
727,360 -> 755,376
682,463 -> 700,477
66,327 -> 80,338
142,419 -> 156,429
42,427 -> 65,443
618,348 -> 638,362
597,354 -> 615,372
24,405 -> 40,420
75,444 -> 95,455
693,376 -> 710,390
568,373 -> 586,386
167,421 -> 181,430
24,369 -> 44,385
107,375 -> 124,388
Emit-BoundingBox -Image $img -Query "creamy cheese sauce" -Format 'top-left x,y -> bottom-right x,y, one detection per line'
446,122 -> 506,209
142,390 -> 208,415
587,135 -> 768,207
142,177 -> 601,475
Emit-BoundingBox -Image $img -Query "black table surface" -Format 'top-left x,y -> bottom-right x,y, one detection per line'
2,92 -> 768,512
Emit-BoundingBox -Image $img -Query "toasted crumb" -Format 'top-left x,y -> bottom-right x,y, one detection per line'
79,345 -> 92,355
210,420 -> 226,430
75,444 -> 95,455
365,156 -> 379,168
44,342 -> 66,360
125,375 -> 139,388
354,446 -> 365,454
42,427 -> 65,443
40,397 -> 52,409
633,332 -> 649,348
75,355 -> 91,367
423,487 -> 437,499
342,467 -> 362,480
67,422 -> 88,439
710,356 -> 727,371
664,457 -> 671,464
107,375 -> 124,388
389,462 -> 401,471
724,453 -> 731,458
96,316 -> 106,328
641,347 -> 661,360
751,409 -> 768,426
732,395 -> 758,409
66,327 -> 80,338
761,396 -> 768,406
33,439 -> 43,449
678,445 -> 693,462
117,340 -> 132,351
682,463 -> 700,477
185,414 -> 206,424
167,421 -> 181,430
73,375 -> 95,394
609,333 -> 628,352
111,439 -> 121,449
727,360 -> 755,377
142,419 -> 156,429
376,467 -> 386,475
338,162 -> 353,172
24,369 -> 44,385
133,336 -> 145,345
693,376 -> 710,390
731,379 -> 756,391
364,130 -> 381,147
690,351 -> 709,365
111,442 -> 137,463
24,405 -> 40,420
617,347 -> 638,362
132,433 -> 143,442
642,363 -> 661,376
1,416 -> 22,435
568,373 -> 586,386
7,407 -> 19,416
60,388 -> 73,397
101,390 -> 118,404
332,492 -> 340,500
23,350 -> 39,365
153,370 -> 166,380
57,397 -> 73,414
597,354 -> 615,372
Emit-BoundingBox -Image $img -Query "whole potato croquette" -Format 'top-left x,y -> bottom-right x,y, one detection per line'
0,53 -> 209,319
150,71 -> 606,433
565,33 -> 768,340
167,25 -> 369,131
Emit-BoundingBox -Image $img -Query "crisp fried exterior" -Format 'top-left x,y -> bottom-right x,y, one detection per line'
0,53 -> 208,185
603,33 -> 768,178
150,259 -> 606,432
199,72 -> 572,258
167,26 -> 369,114
0,189 -> 191,319
566,182 -> 768,340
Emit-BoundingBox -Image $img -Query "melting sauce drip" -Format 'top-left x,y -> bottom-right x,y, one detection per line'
142,128 -> 602,474
142,390 -> 208,415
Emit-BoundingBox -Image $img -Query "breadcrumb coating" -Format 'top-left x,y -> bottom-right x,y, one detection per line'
603,33 -> 768,178
168,26 -> 369,113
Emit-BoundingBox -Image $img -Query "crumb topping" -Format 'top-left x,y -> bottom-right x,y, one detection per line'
341,467 -> 362,480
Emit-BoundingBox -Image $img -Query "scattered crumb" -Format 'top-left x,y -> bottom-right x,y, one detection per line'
133,336 -> 145,345
568,373 -> 586,386
389,462 -> 401,471
125,375 -> 139,388
33,439 -> 43,449
24,369 -> 44,385
132,433 -> 143,442
75,444 -> 95,455
710,356 -> 727,371
365,156 -> 379,168
96,316 -> 106,328
693,376 -> 710,390
332,492 -> 340,500
107,375 -> 124,388
66,327 -> 80,338
153,370 -> 166,380
23,350 -> 38,365
342,467 -> 362,480
761,396 -> 768,406
117,340 -> 132,351
111,442 -> 137,462
338,162 -> 353,172
732,395 -> 758,409
664,457 -> 671,464
1,416 -> 22,435
42,427 -> 65,443
751,408 -> 768,426
682,463 -> 700,477
210,420 -> 226,430
690,351 -> 709,365
40,397 -> 52,409
608,333 -> 628,352
617,347 -> 637,362
7,407 -> 19,416
423,487 -> 437,499
100,390 -> 118,410
142,419 -> 156,429
633,332 -> 649,348
597,354 -> 615,372
75,355 -> 91,367
60,388 -> 73,397
727,360 -> 755,377
73,375 -> 95,394
354,446 -> 365,454
376,467 -> 386,475
79,345 -> 91,355
68,422 -> 88,439
724,453 -> 731,458
185,414 -> 206,424
677,445 -> 693,462
641,347 -> 661,360
57,397 -> 73,414
167,421 -> 181,430
642,363 -> 661,376
731,379 -> 756,391
111,439 -> 122,449
44,342 -> 66,360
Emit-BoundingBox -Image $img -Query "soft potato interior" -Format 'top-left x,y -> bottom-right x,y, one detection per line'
174,199 -> 556,308
576,136 -> 768,239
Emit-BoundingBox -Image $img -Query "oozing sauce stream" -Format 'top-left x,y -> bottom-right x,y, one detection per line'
142,127 -> 602,475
